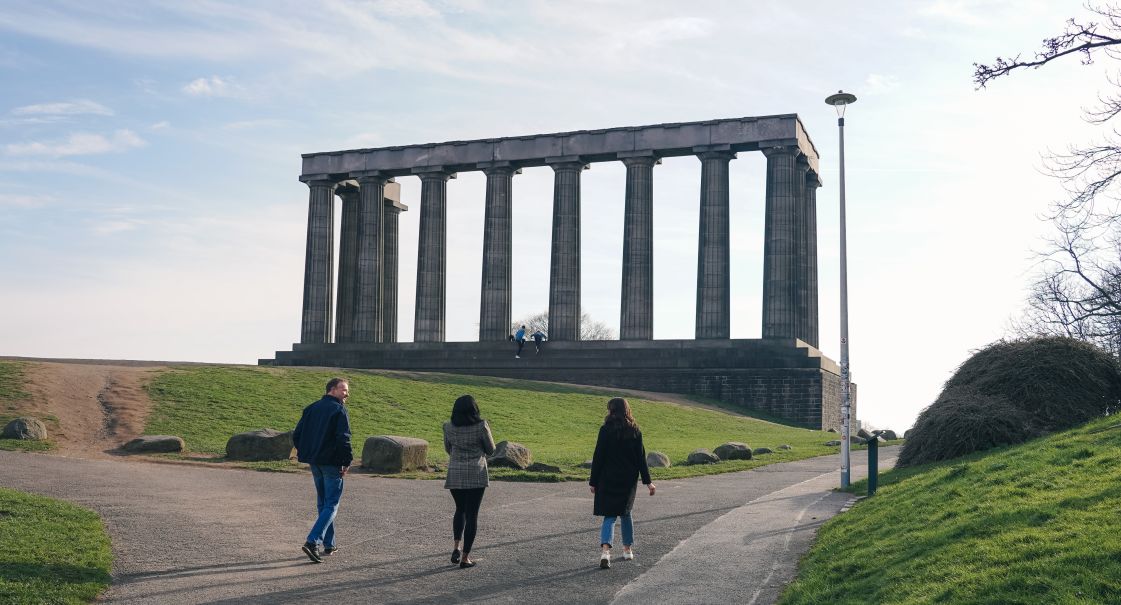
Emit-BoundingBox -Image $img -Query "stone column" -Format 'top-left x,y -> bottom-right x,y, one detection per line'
382,192 -> 406,343
762,146 -> 800,340
413,168 -> 455,342
352,173 -> 387,343
334,184 -> 360,343
792,155 -> 809,345
694,147 -> 735,339
547,157 -> 585,341
299,177 -> 337,344
619,152 -> 657,340
804,169 -> 822,348
478,163 -> 517,341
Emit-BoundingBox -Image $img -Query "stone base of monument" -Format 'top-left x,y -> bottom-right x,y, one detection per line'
361,435 -> 428,473
263,338 -> 855,431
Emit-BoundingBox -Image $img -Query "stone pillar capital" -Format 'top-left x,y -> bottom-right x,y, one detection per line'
335,183 -> 360,197
806,170 -> 823,188
412,166 -> 457,181
694,145 -> 736,161
352,170 -> 391,185
545,156 -> 589,172
384,199 -> 409,212
619,151 -> 661,168
477,161 -> 522,176
300,174 -> 338,189
761,145 -> 800,159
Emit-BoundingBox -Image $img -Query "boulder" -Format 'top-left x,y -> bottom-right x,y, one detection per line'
646,451 -> 671,468
2,417 -> 47,440
123,435 -> 184,453
879,429 -> 898,440
687,449 -> 720,465
825,440 -> 842,446
487,440 -> 532,469
827,428 -> 837,433
225,428 -> 293,461
361,435 -> 428,473
713,442 -> 752,461
579,460 -> 593,469
526,462 -> 561,473
778,444 -> 792,450
752,447 -> 773,455
903,429 -> 913,440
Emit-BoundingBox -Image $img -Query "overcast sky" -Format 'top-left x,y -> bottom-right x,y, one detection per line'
0,1 -> 1105,431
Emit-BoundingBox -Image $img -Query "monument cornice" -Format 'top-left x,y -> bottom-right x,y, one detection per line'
301,114 -> 820,179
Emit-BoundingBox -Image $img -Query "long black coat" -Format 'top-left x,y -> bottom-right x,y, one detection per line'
589,423 -> 652,516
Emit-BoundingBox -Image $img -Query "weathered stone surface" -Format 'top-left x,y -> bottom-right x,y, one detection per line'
526,462 -> 561,473
753,447 -> 773,455
778,444 -> 792,450
714,442 -> 752,461
226,429 -> 293,461
687,449 -> 720,465
825,440 -> 842,446
361,435 -> 428,473
488,440 -> 532,469
903,429 -> 913,440
646,451 -> 671,468
2,417 -> 46,440
827,428 -> 837,433
123,435 -> 184,453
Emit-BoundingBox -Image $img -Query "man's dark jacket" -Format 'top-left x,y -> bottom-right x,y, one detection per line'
293,395 -> 353,466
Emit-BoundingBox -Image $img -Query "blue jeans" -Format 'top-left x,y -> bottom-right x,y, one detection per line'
307,465 -> 344,549
599,514 -> 634,547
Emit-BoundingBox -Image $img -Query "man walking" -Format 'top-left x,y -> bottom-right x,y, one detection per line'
531,330 -> 546,354
293,377 -> 353,563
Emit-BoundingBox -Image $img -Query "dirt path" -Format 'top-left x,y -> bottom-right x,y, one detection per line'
16,361 -> 161,457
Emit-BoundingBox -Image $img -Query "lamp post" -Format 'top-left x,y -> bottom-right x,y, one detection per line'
825,89 -> 856,489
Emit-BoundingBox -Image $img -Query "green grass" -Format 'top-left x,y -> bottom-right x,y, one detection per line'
0,361 -> 54,452
780,416 -> 1121,605
0,488 -> 112,604
144,365 -> 841,479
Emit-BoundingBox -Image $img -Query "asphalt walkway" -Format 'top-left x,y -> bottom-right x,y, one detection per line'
0,447 -> 895,604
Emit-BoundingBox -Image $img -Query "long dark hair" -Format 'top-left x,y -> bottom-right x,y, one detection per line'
604,397 -> 639,437
451,394 -> 484,427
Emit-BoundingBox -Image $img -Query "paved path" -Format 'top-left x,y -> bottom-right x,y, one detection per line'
0,448 -> 895,604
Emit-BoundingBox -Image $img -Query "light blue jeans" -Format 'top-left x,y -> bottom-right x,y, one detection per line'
307,465 -> 344,549
599,514 -> 634,547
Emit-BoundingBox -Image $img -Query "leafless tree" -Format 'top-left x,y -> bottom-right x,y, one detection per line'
511,311 -> 616,341
977,3 -> 1121,352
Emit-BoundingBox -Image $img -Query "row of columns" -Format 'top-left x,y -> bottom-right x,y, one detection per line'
300,145 -> 820,348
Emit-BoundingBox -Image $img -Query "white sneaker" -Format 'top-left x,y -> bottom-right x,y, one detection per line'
622,549 -> 634,561
599,551 -> 611,569
515,355 -> 520,359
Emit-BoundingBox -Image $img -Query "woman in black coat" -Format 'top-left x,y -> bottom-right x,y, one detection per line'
589,397 -> 655,569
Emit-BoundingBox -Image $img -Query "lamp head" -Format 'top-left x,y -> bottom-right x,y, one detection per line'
825,90 -> 857,118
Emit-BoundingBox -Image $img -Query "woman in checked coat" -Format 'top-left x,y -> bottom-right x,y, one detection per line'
443,394 -> 496,568
589,397 -> 655,569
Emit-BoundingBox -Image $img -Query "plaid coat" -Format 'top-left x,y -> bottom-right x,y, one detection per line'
443,420 -> 496,490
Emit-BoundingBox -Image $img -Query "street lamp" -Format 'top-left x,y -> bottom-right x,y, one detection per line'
825,90 -> 856,488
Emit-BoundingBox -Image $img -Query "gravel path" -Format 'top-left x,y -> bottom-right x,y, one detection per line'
0,447 -> 894,604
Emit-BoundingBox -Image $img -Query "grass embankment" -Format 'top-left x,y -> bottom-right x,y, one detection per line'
780,415 -> 1121,604
0,488 -> 112,604
145,366 -> 839,479
0,361 -> 52,452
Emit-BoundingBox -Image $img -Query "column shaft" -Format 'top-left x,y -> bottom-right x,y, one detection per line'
479,166 -> 515,341
334,185 -> 359,343
805,171 -> 822,348
792,156 -> 809,344
414,170 -> 453,342
300,179 -> 336,343
620,155 -> 656,340
695,151 -> 734,339
548,161 -> 584,341
382,202 -> 402,343
762,147 -> 800,340
353,175 -> 386,342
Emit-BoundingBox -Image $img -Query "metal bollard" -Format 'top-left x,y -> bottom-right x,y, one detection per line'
867,437 -> 878,496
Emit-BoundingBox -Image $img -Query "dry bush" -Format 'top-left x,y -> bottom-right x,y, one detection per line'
898,336 -> 1121,467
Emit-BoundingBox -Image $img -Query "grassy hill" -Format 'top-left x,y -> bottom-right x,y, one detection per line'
780,414 -> 1121,604
144,365 -> 842,479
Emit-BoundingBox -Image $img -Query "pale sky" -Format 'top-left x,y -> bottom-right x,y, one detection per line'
0,1 -> 1104,431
